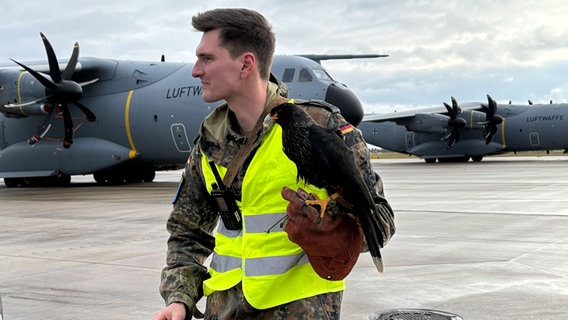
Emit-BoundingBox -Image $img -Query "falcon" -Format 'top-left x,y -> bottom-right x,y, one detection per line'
269,103 -> 386,273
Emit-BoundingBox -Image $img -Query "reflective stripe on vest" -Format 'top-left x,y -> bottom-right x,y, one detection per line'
210,251 -> 310,276
201,122 -> 345,309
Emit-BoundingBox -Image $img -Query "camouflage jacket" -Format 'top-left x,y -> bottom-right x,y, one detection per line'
159,80 -> 395,313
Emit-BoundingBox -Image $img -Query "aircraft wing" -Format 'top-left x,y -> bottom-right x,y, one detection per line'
363,102 -> 483,123
299,54 -> 389,64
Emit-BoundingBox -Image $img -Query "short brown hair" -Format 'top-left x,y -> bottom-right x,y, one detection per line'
192,8 -> 275,80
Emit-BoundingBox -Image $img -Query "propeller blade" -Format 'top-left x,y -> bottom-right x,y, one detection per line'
75,101 -> 96,122
441,97 -> 466,148
484,125 -> 498,144
450,96 -> 460,118
480,95 -> 504,144
5,96 -> 50,108
28,103 -> 58,145
79,78 -> 99,87
40,32 -> 62,83
441,128 -> 459,149
448,133 -> 459,148
11,33 -> 96,148
62,42 -> 79,80
487,95 -> 497,115
62,104 -> 74,148
443,102 -> 452,115
444,97 -> 462,119
441,131 -> 452,141
10,59 -> 57,90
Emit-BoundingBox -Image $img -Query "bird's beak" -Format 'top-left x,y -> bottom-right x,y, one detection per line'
264,113 -> 278,124
263,113 -> 276,129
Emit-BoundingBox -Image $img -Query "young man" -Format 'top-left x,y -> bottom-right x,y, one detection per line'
153,8 -> 394,320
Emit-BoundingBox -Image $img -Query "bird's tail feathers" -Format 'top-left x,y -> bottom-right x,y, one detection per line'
372,255 -> 384,273
370,208 -> 387,248
361,211 -> 385,274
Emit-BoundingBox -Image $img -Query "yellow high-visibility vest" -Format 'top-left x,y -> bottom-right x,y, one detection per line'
201,122 -> 345,309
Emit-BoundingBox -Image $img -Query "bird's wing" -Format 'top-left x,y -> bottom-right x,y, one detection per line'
308,125 -> 385,272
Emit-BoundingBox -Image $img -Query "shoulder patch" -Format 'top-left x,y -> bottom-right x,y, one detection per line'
339,123 -> 354,135
292,99 -> 341,114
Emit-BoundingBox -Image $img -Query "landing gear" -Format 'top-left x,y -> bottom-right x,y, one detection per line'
93,167 -> 155,185
424,156 -> 479,163
3,174 -> 71,188
437,156 -> 470,162
2,168 -> 157,188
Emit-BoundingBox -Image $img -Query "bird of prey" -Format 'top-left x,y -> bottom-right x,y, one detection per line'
268,103 -> 386,273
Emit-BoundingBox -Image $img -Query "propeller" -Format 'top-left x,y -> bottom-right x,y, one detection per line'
442,96 -> 467,148
9,33 -> 97,148
479,95 -> 504,144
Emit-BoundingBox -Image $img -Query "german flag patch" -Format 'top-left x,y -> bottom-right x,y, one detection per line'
339,123 -> 354,135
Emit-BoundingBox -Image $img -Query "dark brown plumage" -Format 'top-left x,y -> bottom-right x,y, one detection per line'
269,103 -> 385,273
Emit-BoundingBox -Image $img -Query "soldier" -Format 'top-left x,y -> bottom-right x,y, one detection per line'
153,8 -> 394,320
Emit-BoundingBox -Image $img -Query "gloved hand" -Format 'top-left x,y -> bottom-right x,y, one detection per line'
281,187 -> 364,280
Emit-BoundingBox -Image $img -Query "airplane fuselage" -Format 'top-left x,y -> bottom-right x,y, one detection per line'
0,55 -> 363,185
359,102 -> 568,161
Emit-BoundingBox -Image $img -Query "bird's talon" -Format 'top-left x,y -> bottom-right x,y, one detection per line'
305,196 -> 332,218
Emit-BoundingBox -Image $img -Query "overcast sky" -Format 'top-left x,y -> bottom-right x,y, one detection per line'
2,0 -> 568,113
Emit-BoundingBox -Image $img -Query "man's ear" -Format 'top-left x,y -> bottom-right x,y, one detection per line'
240,52 -> 256,79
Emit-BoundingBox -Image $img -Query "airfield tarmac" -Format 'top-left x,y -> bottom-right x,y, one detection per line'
1,156 -> 567,320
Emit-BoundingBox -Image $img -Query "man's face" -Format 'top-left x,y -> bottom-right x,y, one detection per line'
192,29 -> 243,103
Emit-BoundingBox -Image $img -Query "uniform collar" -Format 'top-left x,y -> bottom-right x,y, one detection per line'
199,80 -> 283,163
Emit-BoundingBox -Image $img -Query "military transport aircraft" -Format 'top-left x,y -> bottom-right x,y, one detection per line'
358,95 -> 568,162
0,33 -> 385,187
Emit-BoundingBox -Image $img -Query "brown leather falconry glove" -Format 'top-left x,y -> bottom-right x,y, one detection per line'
281,187 -> 364,280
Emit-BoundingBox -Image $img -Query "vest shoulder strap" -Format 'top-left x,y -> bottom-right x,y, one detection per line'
222,95 -> 289,186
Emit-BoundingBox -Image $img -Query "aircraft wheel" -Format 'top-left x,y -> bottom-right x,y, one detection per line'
142,169 -> 155,182
3,176 -> 70,188
424,158 -> 437,163
125,171 -> 143,183
471,155 -> 483,162
124,169 -> 155,183
93,172 -> 105,184
20,177 -> 36,187
94,172 -> 115,185
7,177 -> 38,187
4,178 -> 19,188
438,156 -> 469,163
53,174 -> 71,187
124,168 -> 155,183
108,175 -> 127,185
94,168 -> 154,185
94,171 -> 128,185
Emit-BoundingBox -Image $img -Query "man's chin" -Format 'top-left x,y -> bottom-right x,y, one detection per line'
200,93 -> 220,103
202,96 -> 221,103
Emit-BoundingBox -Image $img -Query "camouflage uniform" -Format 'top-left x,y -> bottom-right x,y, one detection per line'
204,282 -> 342,320
159,79 -> 394,319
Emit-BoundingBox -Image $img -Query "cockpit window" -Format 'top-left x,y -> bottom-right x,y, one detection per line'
281,68 -> 295,83
298,68 -> 312,82
280,67 -> 335,83
312,68 -> 333,81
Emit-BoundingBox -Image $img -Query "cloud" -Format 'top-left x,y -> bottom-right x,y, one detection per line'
2,0 -> 568,113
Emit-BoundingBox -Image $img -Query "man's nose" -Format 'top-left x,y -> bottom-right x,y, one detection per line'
192,63 -> 202,78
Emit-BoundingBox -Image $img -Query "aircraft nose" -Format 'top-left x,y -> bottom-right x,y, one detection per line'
324,83 -> 364,126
